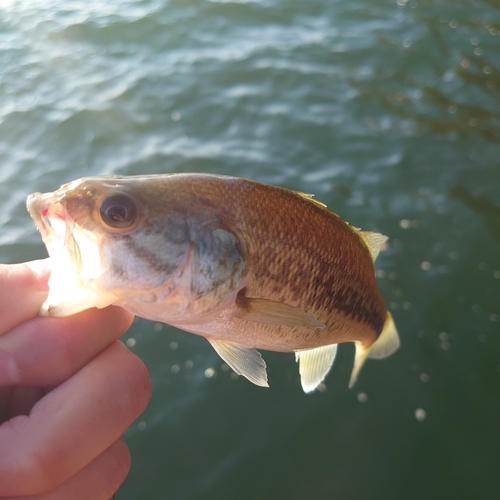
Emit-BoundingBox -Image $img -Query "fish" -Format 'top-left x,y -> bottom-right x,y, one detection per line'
26,173 -> 400,393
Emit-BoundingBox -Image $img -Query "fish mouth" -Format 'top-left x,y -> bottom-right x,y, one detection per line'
26,192 -> 68,242
27,191 -> 82,276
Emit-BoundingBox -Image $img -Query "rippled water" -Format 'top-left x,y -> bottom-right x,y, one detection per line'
1,1 -> 500,499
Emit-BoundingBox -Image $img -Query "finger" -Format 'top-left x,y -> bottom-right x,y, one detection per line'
0,260 -> 50,337
0,386 -> 45,422
0,305 -> 134,387
2,438 -> 131,500
0,341 -> 152,496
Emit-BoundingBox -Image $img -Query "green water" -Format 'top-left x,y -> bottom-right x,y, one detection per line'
1,0 -> 499,498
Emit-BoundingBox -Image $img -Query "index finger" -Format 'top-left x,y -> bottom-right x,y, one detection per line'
0,260 -> 50,337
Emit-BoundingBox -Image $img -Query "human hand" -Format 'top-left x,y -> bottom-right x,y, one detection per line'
0,260 -> 151,499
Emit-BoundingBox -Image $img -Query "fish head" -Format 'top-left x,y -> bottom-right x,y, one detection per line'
27,175 -> 247,322
27,176 -> 193,317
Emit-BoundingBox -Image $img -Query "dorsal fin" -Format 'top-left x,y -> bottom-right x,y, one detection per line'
295,191 -> 327,208
357,231 -> 388,262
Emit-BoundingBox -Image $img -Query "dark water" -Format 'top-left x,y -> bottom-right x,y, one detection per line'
1,0 -> 500,498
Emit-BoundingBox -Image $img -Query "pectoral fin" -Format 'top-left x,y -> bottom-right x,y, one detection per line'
207,338 -> 269,387
295,344 -> 338,393
349,312 -> 400,387
232,296 -> 325,328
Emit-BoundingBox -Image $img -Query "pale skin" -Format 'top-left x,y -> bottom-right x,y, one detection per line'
0,260 -> 152,499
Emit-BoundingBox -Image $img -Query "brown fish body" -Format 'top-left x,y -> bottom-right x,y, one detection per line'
27,173 -> 399,392
142,174 -> 387,352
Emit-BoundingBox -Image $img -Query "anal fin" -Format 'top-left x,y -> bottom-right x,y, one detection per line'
295,344 -> 338,393
207,338 -> 269,387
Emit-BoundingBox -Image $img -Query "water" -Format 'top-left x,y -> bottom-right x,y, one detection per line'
1,0 -> 500,498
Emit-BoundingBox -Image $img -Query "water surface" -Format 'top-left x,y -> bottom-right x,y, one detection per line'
1,1 -> 499,499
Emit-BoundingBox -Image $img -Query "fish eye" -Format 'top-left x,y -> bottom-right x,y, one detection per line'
99,194 -> 137,229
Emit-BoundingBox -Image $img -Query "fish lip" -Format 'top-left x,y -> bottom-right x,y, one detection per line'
27,192 -> 51,241
27,190 -> 84,292
26,191 -> 73,245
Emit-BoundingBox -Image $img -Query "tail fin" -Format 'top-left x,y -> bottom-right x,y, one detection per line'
349,312 -> 400,388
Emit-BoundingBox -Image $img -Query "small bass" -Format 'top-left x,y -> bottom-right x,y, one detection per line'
27,173 -> 399,392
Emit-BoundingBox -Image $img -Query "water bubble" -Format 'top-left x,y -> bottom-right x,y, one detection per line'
403,39 -> 412,48
415,408 -> 427,421
171,364 -> 180,374
490,314 -> 499,322
205,368 -> 216,378
376,269 -> 386,278
171,111 -> 181,121
471,304 -> 481,312
221,363 -> 230,372
126,338 -> 137,347
448,104 -> 458,114
439,332 -> 449,341
419,373 -> 430,382
317,383 -> 327,393
403,302 -> 412,311
169,341 -> 178,350
449,20 -> 458,28
440,341 -> 451,351
473,47 -> 483,56
448,251 -> 458,259
185,360 -> 194,369
420,261 -> 431,271
357,392 -> 368,403
138,421 -> 147,430
469,118 -> 478,127
493,270 -> 500,279
399,219 -> 411,229
460,58 -> 470,68
389,272 -> 398,280
470,37 -> 480,45
153,323 -> 163,332
483,66 -> 492,75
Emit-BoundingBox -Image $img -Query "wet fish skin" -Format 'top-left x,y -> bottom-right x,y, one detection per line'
27,173 -> 399,392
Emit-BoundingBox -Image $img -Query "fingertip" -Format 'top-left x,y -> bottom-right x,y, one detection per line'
113,342 -> 153,416
105,437 -> 132,493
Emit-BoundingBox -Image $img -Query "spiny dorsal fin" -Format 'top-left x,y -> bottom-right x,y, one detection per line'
358,231 -> 388,262
295,191 -> 327,208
